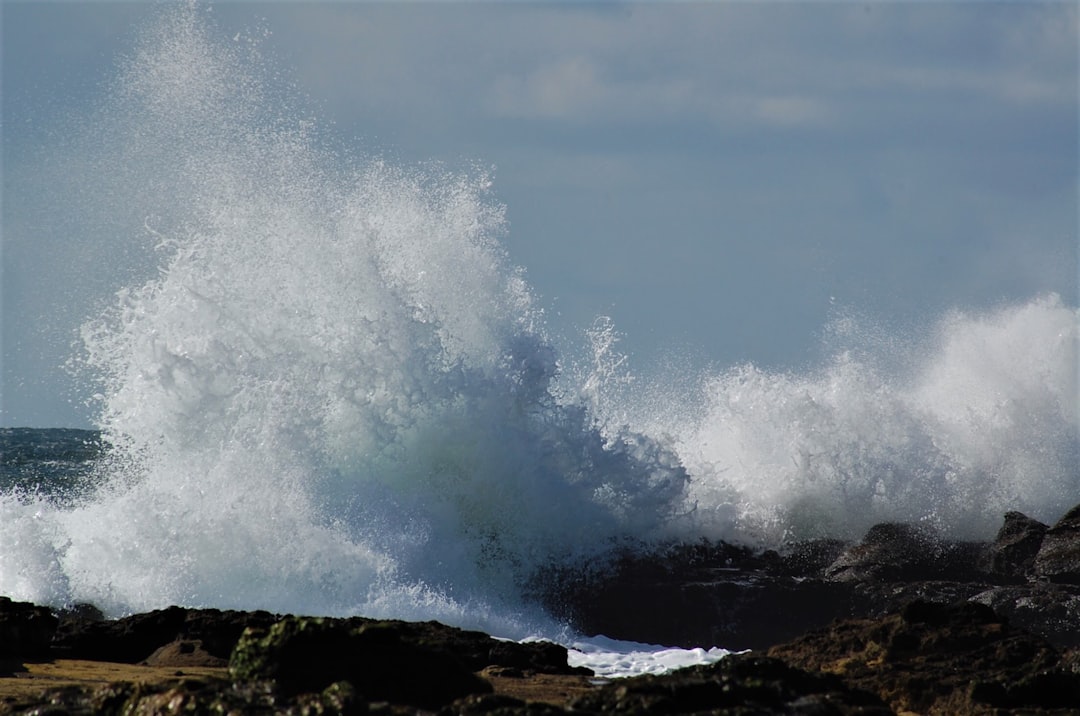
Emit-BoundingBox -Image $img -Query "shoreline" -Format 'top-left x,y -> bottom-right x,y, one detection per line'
2,502 -> 1079,714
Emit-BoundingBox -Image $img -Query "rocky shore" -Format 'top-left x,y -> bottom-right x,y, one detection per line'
2,503 -> 1078,715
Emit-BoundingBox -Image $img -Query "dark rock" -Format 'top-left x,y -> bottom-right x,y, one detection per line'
345,617 -> 586,676
972,582 -> 1080,649
560,569 -> 855,651
0,596 -> 57,660
230,616 -> 493,708
55,602 -> 105,625
988,511 -> 1048,580
3,675 -> 365,716
769,599 -> 1080,715
542,540 -> 858,651
569,653 -> 892,715
773,538 -> 851,577
849,579 -> 991,619
442,692 -> 565,715
1034,503 -> 1080,583
824,522 -> 987,583
52,605 -> 279,662
488,639 -> 589,676
545,511 -> 1080,655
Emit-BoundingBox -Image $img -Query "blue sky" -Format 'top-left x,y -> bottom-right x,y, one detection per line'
2,1 -> 1077,428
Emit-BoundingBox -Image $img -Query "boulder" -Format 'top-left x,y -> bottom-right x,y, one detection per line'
542,540 -> 856,650
971,582 -> 1080,649
824,522 -> 987,583
1034,503 -> 1080,584
229,616 -> 493,707
988,511 -> 1048,581
0,596 -> 57,660
568,653 -> 892,715
52,605 -> 279,662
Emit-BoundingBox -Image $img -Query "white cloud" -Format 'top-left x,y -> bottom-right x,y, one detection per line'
490,57 -> 604,120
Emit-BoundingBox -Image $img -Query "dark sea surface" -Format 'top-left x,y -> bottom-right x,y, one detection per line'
0,428 -> 103,502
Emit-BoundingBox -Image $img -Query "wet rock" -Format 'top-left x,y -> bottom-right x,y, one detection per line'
569,653 -> 892,715
0,596 -> 57,660
442,692 -> 565,715
543,540 -> 857,650
988,511 -> 1048,581
769,599 -> 1080,715
347,618 -> 586,675
52,605 -> 280,662
971,582 -> 1080,649
824,522 -> 987,583
4,675 -> 363,716
487,639 -> 590,676
848,579 -> 990,620
230,616 -> 493,708
1034,503 -> 1080,583
546,509 -> 1080,654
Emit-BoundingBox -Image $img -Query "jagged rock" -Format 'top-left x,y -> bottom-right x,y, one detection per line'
544,511 -> 1080,654
341,618 -> 587,675
568,653 -> 892,715
0,596 -> 57,660
230,616 -> 493,707
1034,503 -> 1080,584
848,579 -> 990,619
542,540 -> 857,650
824,522 -> 987,583
52,605 -> 280,662
989,511 -> 1048,580
971,582 -> 1080,649
769,599 -> 1080,715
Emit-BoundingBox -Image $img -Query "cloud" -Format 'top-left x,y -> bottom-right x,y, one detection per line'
318,3 -> 1070,137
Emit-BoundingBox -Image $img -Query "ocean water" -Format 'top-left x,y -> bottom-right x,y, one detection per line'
2,3 -> 1078,671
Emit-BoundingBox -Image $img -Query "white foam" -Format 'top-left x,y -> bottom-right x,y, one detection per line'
566,635 -> 734,679
619,295 -> 1079,546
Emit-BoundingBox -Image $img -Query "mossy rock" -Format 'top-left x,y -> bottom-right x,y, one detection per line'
230,616 -> 491,709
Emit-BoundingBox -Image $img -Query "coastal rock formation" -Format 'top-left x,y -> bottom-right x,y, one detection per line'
970,582 -> 1080,649
539,540 -> 854,651
0,598 -> 56,661
1034,504 -> 1080,583
9,600 -> 1080,714
568,654 -> 892,715
52,605 -> 279,663
554,503 -> 1080,651
989,511 -> 1049,580
229,616 -> 493,707
823,522 -> 985,583
3,502 -> 1080,714
769,599 -> 1080,715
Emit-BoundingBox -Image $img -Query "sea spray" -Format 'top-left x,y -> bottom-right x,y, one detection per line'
642,294 -> 1079,545
1,3 -> 1078,639
5,3 -> 688,629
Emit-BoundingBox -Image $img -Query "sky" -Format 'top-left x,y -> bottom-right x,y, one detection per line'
2,1 -> 1078,429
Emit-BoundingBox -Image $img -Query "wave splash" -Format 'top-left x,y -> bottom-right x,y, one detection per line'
657,295 -> 1079,545
3,4 -> 686,632
1,4 -> 1077,635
